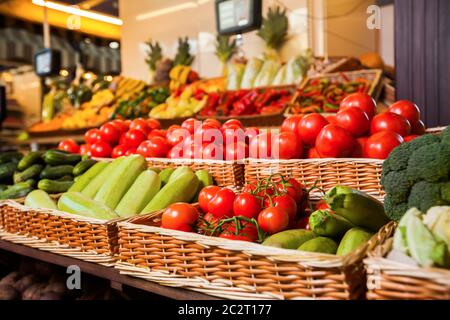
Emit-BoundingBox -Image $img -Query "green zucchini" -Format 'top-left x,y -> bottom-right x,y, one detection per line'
0,152 -> 22,164
94,155 -> 146,209
0,180 -> 35,200
17,151 -> 43,171
25,190 -> 57,210
13,164 -> 43,184
298,237 -> 338,254
0,162 -> 18,182
69,162 -> 109,193
42,150 -> 81,166
168,166 -> 194,184
141,171 -> 199,214
115,170 -> 161,217
336,227 -> 374,256
81,158 -> 125,198
159,168 -> 174,187
73,159 -> 97,176
58,192 -> 118,220
263,229 -> 317,250
38,179 -> 74,194
40,165 -> 74,180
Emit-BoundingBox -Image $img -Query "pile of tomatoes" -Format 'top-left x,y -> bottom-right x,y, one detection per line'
161,176 -> 310,242
280,93 -> 426,160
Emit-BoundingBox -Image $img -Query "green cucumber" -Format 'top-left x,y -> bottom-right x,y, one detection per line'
13,164 -> 43,183
58,192 -> 118,220
336,227 -> 374,256
94,155 -> 146,209
0,185 -> 7,192
262,229 -> 317,249
73,159 -> 97,176
38,179 -> 74,194
42,150 -> 81,166
17,151 -> 43,171
0,162 -> 18,182
0,180 -> 35,200
40,165 -> 74,180
69,162 -> 109,193
298,237 -> 338,254
309,209 -> 355,238
141,171 -> 199,214
25,190 -> 57,210
159,168 -> 174,187
168,166 -> 194,183
0,152 -> 22,164
81,158 -> 125,198
115,170 -> 161,217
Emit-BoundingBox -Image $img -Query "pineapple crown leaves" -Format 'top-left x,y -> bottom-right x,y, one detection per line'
257,6 -> 289,50
215,34 -> 237,64
174,37 -> 195,66
145,40 -> 163,71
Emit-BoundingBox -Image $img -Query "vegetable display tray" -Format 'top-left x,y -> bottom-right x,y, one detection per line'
145,158 -> 245,188
365,238 -> 450,300
115,211 -> 395,300
0,200 -> 119,266
244,158 -> 384,201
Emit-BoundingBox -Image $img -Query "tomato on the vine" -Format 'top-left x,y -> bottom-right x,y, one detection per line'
198,185 -> 221,213
220,221 -> 258,242
161,203 -> 199,232
233,193 -> 262,219
258,207 -> 289,234
207,188 -> 236,219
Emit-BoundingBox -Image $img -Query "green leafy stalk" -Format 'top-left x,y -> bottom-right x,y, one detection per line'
215,35 -> 237,64
174,37 -> 195,66
145,40 -> 163,71
257,6 -> 289,51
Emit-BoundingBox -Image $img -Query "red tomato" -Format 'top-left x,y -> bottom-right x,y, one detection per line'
315,200 -> 330,210
233,193 -> 262,219
90,141 -> 112,158
220,221 -> 258,242
84,129 -> 102,145
222,127 -> 246,145
249,132 -> 273,159
272,131 -> 303,160
129,118 -> 150,134
207,188 -> 236,219
161,203 -> 199,232
315,124 -> 356,158
137,136 -> 171,158
79,144 -> 91,156
244,127 -> 260,145
370,112 -> 411,137
411,120 -> 426,135
168,144 -> 184,159
222,119 -> 243,130
340,93 -> 377,119
298,113 -> 329,146
225,142 -> 248,161
276,178 -> 306,206
122,129 -> 147,148
198,186 -> 221,213
147,129 -> 166,139
202,142 -> 224,160
146,119 -> 161,131
404,135 -> 419,142
183,143 -> 202,159
351,137 -> 368,158
203,118 -> 222,129
58,139 -> 80,154
111,144 -> 129,158
258,207 -> 289,234
182,118 -> 201,134
389,100 -> 421,126
307,147 -> 321,159
196,123 -> 221,144
182,134 -> 195,147
197,212 -> 219,232
325,114 -> 337,125
100,123 -> 121,144
272,194 -> 298,222
167,124 -> 181,134
365,131 -> 404,159
110,120 -> 128,134
281,115 -> 303,138
125,147 -> 137,156
336,107 -> 370,137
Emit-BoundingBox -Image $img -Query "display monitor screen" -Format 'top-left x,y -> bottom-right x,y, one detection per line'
216,0 -> 262,35
34,49 -> 61,77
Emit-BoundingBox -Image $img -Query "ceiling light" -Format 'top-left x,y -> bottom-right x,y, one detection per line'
59,69 -> 69,77
136,2 -> 198,21
32,0 -> 123,26
109,41 -> 119,49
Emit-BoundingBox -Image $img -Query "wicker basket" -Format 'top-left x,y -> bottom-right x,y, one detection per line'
365,238 -> 450,300
0,200 -> 119,265
145,158 -> 245,188
115,208 -> 396,300
244,158 -> 384,200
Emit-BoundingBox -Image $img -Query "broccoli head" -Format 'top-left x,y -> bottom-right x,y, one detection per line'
383,134 -> 441,175
408,181 -> 449,212
381,170 -> 412,204
406,143 -> 450,183
384,195 -> 408,222
442,125 -> 450,146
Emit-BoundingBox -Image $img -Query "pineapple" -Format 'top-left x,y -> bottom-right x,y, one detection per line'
145,40 -> 163,71
257,6 -> 289,60
215,35 -> 237,76
174,37 -> 195,66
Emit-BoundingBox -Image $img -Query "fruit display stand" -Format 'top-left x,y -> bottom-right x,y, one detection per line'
0,200 -> 120,266
364,237 -> 450,299
115,207 -> 396,300
244,158 -> 385,201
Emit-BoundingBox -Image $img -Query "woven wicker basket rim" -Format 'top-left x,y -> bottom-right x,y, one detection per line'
93,157 -> 242,166
244,158 -> 384,165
